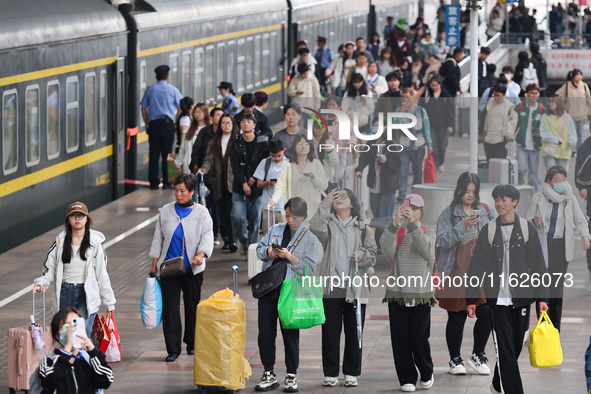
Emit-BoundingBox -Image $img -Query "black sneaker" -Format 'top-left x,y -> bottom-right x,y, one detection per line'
255,371 -> 279,391
228,243 -> 238,253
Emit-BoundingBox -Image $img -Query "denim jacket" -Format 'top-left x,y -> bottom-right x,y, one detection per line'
257,224 -> 321,280
436,203 -> 496,275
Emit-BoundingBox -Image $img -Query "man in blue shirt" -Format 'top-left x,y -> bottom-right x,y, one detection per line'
315,36 -> 334,94
141,65 -> 182,189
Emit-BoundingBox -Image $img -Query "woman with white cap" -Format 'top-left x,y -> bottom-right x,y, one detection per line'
33,202 -> 116,336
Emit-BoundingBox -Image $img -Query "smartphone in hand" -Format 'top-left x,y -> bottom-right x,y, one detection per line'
400,198 -> 410,209
271,243 -> 283,250
72,317 -> 85,349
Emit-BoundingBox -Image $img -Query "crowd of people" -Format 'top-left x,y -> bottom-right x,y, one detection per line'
26,9 -> 591,394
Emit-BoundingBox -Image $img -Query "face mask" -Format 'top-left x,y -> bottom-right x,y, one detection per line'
59,328 -> 68,346
504,73 -> 513,81
553,182 -> 567,194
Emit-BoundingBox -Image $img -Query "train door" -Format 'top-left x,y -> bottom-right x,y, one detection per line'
113,57 -> 126,199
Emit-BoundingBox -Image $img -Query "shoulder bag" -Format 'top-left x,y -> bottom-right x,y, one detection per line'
542,116 -> 566,158
160,236 -> 187,279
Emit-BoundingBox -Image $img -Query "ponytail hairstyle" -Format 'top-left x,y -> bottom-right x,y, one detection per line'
567,68 -> 582,82
176,96 -> 194,136
62,215 -> 93,264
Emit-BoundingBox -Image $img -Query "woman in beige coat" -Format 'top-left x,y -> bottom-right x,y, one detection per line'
555,69 -> 591,150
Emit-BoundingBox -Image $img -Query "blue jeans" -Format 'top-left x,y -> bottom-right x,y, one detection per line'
231,193 -> 262,251
516,147 -> 541,192
59,282 -> 96,337
370,192 -> 396,218
574,119 -> 586,150
543,156 -> 568,172
399,147 -> 426,197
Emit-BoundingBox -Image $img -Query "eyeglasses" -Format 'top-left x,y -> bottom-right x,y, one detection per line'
69,213 -> 86,219
221,121 -> 233,126
334,193 -> 349,200
297,142 -> 310,147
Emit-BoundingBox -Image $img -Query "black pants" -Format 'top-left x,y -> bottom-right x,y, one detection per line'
430,126 -> 449,167
446,304 -> 491,358
206,193 -> 219,238
321,292 -> 366,377
160,271 -> 203,355
388,302 -> 433,386
217,190 -> 234,244
148,117 -> 175,188
489,304 -> 531,394
535,237 -> 567,331
258,287 -> 300,374
484,141 -> 507,161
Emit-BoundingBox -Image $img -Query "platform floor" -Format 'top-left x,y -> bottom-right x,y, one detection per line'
1,134 -> 590,393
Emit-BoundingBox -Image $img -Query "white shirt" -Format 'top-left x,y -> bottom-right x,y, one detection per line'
355,65 -> 368,78
62,245 -> 87,284
221,134 -> 231,157
497,224 -> 514,306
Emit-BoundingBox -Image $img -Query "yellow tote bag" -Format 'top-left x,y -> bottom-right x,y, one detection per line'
528,310 -> 563,368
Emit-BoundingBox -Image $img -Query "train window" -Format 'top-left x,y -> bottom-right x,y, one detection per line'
84,73 -> 97,147
182,51 -> 191,97
237,39 -> 245,93
216,43 -> 225,100
270,32 -> 277,83
169,54 -> 179,89
205,45 -> 214,102
25,86 -> 40,167
139,61 -> 146,128
254,35 -> 261,87
2,90 -> 18,174
245,37 -> 253,90
194,48 -> 204,102
99,70 -> 107,142
262,35 -> 270,84
66,77 -> 79,153
227,41 -> 235,87
47,82 -> 60,160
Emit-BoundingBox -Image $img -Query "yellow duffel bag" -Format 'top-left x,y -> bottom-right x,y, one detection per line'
528,310 -> 563,368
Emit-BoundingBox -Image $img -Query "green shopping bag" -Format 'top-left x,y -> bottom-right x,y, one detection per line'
277,266 -> 325,329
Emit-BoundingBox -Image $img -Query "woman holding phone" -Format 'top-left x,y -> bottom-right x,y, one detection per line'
435,172 -> 496,376
34,308 -> 114,393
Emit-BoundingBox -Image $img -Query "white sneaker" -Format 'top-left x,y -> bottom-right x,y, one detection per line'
322,377 -> 338,387
255,371 -> 279,391
467,352 -> 491,375
344,375 -> 358,387
400,383 -> 416,392
586,272 -> 591,293
419,375 -> 434,390
283,374 -> 298,392
448,357 -> 466,375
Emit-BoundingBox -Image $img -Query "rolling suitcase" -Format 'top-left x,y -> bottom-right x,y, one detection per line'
488,157 -> 518,185
8,292 -> 54,393
194,266 -> 251,393
248,207 -> 276,280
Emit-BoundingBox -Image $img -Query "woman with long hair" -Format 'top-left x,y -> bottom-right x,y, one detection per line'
341,73 -> 375,134
175,102 -> 210,175
421,75 -> 454,171
555,69 -> 591,151
540,94 -> 577,170
527,166 -> 591,331
377,47 -> 397,77
199,114 -> 239,252
366,62 -> 388,99
33,202 -> 116,336
436,172 -> 496,376
310,188 -> 377,388
269,134 -> 328,219
174,96 -> 194,153
310,122 -> 339,181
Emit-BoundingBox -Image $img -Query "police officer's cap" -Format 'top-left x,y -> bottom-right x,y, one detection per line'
217,81 -> 233,90
154,65 -> 170,75
317,35 -> 327,42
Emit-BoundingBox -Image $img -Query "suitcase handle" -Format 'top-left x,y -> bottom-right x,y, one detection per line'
32,291 -> 46,327
17,348 -> 23,377
232,265 -> 239,296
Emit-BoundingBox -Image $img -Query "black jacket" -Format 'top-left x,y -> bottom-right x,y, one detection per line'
529,52 -> 548,90
189,124 -> 217,173
234,109 -> 272,138
38,348 -> 113,394
355,146 -> 400,193
439,57 -> 460,97
575,137 -> 591,208
229,132 -> 269,198
466,215 -> 548,308
421,87 -> 455,128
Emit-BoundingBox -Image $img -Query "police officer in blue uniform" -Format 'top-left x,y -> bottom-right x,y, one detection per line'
141,65 -> 183,189
217,81 -> 240,115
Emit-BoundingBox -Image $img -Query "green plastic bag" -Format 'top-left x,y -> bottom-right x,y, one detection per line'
277,267 -> 325,329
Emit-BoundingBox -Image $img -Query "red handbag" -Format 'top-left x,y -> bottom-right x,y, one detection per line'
423,153 -> 437,183
92,312 -> 121,363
